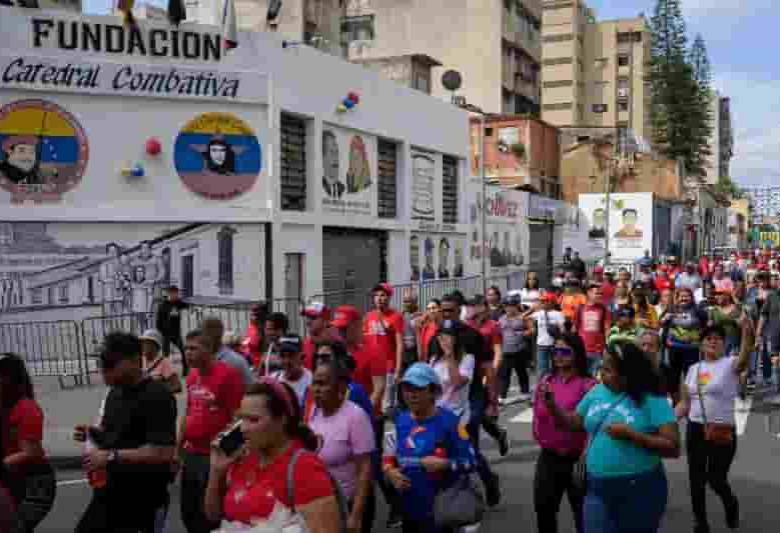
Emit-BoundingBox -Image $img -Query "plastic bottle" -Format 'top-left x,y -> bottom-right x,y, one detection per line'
84,430 -> 107,489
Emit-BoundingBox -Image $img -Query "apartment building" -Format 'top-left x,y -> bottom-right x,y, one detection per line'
745,187 -> 780,224
341,0 -> 543,115
719,96 -> 734,179
541,0 -> 651,144
187,0 -> 345,57
704,90 -> 722,185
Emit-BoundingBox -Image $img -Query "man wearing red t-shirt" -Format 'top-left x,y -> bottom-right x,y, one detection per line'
574,283 -> 612,373
362,283 -> 404,410
178,329 -> 244,533
600,270 -> 616,305
301,302 -> 341,370
333,305 -> 386,412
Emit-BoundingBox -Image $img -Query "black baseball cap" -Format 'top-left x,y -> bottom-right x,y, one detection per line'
279,335 -> 302,354
466,294 -> 487,306
615,306 -> 636,319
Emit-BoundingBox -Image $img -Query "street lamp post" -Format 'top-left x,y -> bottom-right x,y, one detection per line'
460,103 -> 489,293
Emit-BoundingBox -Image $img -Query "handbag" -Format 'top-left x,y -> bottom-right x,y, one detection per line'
572,394 -> 627,491
695,363 -> 735,446
433,473 -> 486,529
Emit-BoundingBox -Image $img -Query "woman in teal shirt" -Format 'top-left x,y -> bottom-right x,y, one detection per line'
544,341 -> 680,533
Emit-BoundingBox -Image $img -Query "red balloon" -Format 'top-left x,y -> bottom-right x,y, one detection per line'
145,137 -> 162,156
347,91 -> 360,104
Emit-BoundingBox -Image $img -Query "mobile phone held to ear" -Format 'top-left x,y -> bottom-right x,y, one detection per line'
217,422 -> 245,456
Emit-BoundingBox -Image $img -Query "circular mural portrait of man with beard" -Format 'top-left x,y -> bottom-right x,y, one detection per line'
174,112 -> 262,200
0,99 -> 89,203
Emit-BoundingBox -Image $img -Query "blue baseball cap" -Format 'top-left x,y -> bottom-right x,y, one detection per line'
401,363 -> 441,389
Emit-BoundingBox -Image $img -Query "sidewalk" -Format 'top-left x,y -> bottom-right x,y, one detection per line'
36,359 -> 188,469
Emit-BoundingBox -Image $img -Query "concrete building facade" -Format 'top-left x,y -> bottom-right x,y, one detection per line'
541,0 -> 651,143
341,0 -> 543,116
745,186 -> 780,224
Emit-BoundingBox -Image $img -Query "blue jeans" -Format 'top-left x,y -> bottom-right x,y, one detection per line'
537,346 -> 554,377
749,339 -> 774,384
584,466 -> 668,533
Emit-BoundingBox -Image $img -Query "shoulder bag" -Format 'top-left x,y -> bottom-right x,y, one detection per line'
695,363 -> 735,446
572,393 -> 627,490
287,448 -> 349,533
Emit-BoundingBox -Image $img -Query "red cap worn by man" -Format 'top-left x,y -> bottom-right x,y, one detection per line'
301,302 -> 340,370
333,305 -> 387,412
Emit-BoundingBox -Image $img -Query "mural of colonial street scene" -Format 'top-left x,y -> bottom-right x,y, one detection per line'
322,126 -> 374,215
0,222 -> 265,321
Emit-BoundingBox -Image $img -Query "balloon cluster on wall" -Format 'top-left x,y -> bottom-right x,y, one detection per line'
120,162 -> 146,178
336,91 -> 361,113
145,137 -> 162,156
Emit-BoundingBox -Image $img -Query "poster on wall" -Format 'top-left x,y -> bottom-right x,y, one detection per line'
578,193 -> 654,262
322,127 -> 374,216
174,112 -> 262,200
0,99 -> 89,204
0,222 -> 265,316
466,183 -> 528,276
411,150 -> 436,221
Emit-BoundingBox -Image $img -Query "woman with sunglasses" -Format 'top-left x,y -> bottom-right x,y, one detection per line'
0,353 -> 56,533
543,341 -> 680,533
205,380 -> 342,533
417,299 -> 443,363
533,334 -> 595,533
429,321 -> 475,422
675,325 -> 750,533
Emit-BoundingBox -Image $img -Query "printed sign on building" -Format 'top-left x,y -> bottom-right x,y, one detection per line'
411,150 -> 436,221
322,126 -> 375,216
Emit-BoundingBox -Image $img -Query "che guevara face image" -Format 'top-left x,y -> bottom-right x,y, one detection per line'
204,138 -> 236,175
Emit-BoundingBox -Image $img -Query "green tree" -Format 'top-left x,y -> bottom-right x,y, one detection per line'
648,0 -> 712,178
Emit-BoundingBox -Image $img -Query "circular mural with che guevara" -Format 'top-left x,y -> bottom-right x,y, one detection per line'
0,99 -> 89,204
174,112 -> 262,200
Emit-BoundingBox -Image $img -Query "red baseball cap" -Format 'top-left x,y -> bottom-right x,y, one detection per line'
372,282 -> 394,297
541,292 -> 558,303
593,265 -> 604,273
301,302 -> 331,320
331,305 -> 361,328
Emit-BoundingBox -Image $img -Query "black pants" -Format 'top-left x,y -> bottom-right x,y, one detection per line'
667,345 -> 699,397
401,519 -> 454,533
76,489 -> 163,533
498,350 -> 530,397
686,422 -> 738,530
534,449 -> 584,533
12,463 -> 56,533
180,453 -> 219,533
374,418 -> 401,518
162,335 -> 187,374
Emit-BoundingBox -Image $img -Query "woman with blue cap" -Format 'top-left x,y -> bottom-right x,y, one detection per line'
382,363 -> 477,532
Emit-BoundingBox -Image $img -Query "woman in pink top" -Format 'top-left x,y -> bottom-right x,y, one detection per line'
533,333 -> 596,533
309,355 -> 376,533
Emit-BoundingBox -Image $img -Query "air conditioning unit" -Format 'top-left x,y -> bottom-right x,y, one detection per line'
617,88 -> 629,98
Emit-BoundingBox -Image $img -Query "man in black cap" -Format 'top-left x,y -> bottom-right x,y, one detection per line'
156,285 -> 190,375
74,332 -> 177,533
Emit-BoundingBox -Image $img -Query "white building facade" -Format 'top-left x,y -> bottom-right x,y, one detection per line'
0,9 -> 471,320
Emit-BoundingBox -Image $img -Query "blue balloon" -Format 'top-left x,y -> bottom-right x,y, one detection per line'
131,164 -> 145,177
343,98 -> 355,109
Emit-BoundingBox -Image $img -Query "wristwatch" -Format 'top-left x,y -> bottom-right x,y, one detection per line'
107,449 -> 119,465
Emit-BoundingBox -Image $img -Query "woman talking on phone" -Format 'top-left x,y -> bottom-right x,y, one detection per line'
204,380 -> 341,533
543,342 -> 680,533
675,325 -> 750,533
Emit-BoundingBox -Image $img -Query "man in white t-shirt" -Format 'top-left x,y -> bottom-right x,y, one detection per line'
271,335 -> 312,408
527,292 -> 565,377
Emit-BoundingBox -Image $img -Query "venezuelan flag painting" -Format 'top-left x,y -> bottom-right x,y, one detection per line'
174,112 -> 262,200
0,99 -> 88,204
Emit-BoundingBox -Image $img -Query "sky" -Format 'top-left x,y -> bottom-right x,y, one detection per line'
81,0 -> 779,187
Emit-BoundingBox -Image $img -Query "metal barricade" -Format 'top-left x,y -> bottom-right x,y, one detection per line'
0,320 -> 85,379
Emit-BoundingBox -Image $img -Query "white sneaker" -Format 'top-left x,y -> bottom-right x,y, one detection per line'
498,398 -> 508,407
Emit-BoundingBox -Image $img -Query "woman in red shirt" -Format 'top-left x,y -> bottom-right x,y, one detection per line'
0,353 -> 55,532
205,379 -> 341,533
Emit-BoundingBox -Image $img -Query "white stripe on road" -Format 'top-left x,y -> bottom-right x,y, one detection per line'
508,398 -> 753,436
57,478 -> 87,487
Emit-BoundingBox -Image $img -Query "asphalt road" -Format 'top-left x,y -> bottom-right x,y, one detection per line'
40,396 -> 780,533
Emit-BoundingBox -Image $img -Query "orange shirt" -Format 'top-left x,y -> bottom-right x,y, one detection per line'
560,292 -> 587,322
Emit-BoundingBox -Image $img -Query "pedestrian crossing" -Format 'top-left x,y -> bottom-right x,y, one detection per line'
508,397 -> 755,437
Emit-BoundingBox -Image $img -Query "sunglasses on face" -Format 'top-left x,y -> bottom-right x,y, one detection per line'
553,347 -> 574,357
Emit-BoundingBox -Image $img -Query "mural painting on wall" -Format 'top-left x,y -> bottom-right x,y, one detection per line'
588,208 -> 606,239
409,235 -> 420,281
469,190 -> 525,269
174,112 -> 262,200
411,152 -> 435,221
454,242 -> 464,278
0,222 -> 258,316
322,129 -> 373,215
438,238 -> 450,279
0,99 -> 89,204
